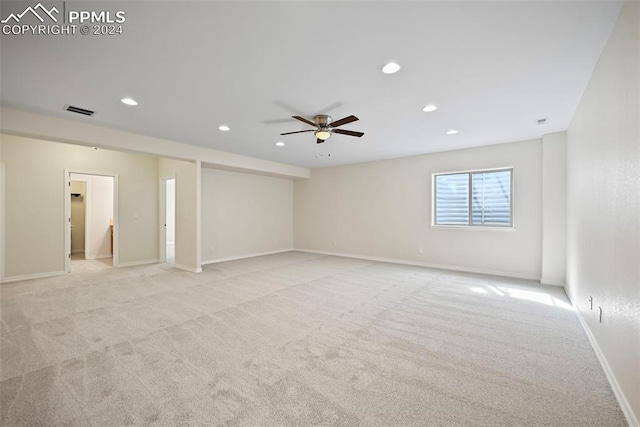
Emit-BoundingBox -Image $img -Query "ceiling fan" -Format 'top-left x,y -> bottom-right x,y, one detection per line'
280,114 -> 364,144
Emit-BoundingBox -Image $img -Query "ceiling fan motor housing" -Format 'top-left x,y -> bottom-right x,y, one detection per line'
313,115 -> 333,141
313,115 -> 332,127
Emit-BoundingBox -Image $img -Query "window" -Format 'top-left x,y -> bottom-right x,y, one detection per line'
433,169 -> 513,227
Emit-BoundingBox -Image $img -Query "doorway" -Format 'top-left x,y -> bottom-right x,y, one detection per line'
70,180 -> 87,257
160,177 -> 176,265
65,171 -> 117,273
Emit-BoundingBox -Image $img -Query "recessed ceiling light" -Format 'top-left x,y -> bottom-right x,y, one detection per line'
381,62 -> 401,74
218,125 -> 230,132
422,104 -> 438,113
446,129 -> 459,135
276,141 -> 285,147
120,98 -> 138,106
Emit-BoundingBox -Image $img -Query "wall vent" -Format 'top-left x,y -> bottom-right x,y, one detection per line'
537,118 -> 547,125
64,105 -> 95,116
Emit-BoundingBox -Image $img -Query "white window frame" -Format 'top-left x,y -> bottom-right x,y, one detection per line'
431,167 -> 515,231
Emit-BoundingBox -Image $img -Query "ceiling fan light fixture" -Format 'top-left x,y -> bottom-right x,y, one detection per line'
315,129 -> 331,140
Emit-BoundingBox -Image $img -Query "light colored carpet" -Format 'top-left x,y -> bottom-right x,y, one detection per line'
0,251 -> 626,426
70,254 -> 113,274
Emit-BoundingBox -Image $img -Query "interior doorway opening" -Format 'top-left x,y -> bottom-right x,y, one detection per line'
161,177 -> 176,265
70,179 -> 87,256
66,171 -> 116,273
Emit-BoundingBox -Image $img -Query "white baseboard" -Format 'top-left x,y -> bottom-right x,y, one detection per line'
540,278 -> 566,287
71,249 -> 84,254
85,254 -> 112,260
118,259 -> 159,268
2,270 -> 66,283
294,248 -> 541,281
571,302 -> 638,427
202,248 -> 294,265
175,263 -> 202,273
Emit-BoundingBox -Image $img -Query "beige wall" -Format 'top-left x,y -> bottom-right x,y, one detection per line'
159,158 -> 201,272
0,142 -> 4,282
295,139 -> 543,279
201,167 -> 293,263
1,134 -> 159,280
566,1 -> 639,424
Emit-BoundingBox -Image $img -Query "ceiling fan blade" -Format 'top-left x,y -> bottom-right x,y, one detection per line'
330,115 -> 358,128
316,138 -> 324,144
334,129 -> 364,137
280,130 -> 315,136
292,115 -> 318,127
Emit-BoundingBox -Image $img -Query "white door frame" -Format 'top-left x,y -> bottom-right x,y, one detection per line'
65,169 -> 118,273
159,175 -> 175,263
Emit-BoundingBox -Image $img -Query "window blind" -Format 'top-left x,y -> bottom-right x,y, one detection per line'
435,173 -> 469,225
434,169 -> 512,227
471,170 -> 512,225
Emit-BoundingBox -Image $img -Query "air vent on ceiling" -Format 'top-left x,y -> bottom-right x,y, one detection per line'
65,105 -> 95,116
537,118 -> 547,125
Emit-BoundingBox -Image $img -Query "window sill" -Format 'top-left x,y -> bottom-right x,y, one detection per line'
429,225 -> 516,232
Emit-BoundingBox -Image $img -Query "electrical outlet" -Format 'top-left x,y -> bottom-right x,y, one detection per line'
417,247 -> 423,254
333,240 -> 338,247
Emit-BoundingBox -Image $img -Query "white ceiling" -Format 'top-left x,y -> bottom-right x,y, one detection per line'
0,1 -> 622,168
